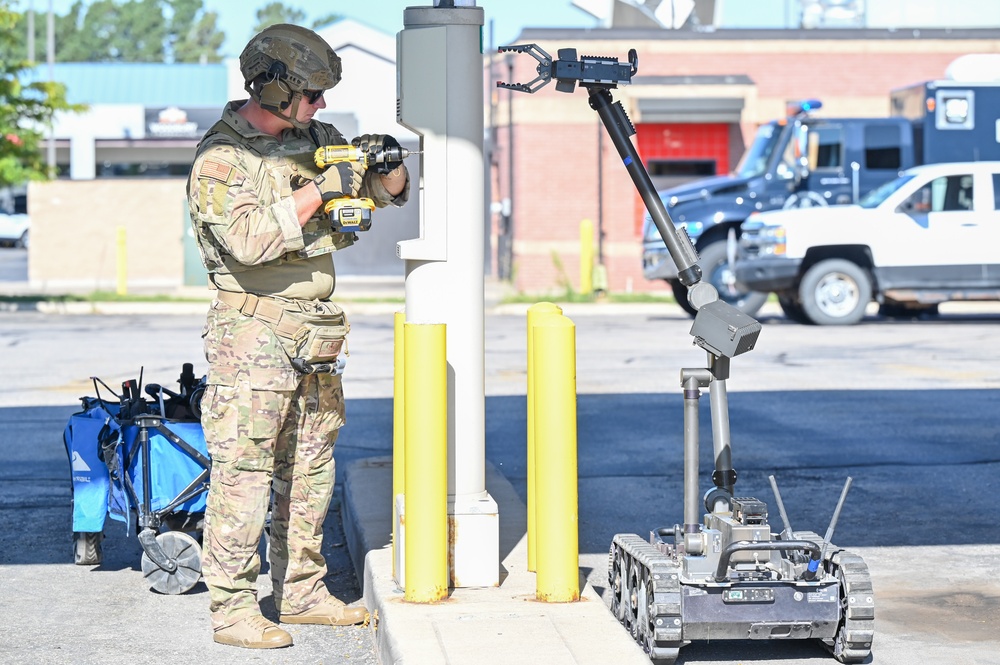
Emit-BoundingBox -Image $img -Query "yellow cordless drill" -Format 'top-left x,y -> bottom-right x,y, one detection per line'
313,143 -> 415,233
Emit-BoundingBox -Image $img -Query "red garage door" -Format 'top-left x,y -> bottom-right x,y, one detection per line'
634,122 -> 732,232
637,122 -> 731,175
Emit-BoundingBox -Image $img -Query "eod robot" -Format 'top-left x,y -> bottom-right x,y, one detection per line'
498,45 -> 874,664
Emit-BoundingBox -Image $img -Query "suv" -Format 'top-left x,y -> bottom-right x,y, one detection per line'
0,212 -> 29,248
734,161 -> 1000,325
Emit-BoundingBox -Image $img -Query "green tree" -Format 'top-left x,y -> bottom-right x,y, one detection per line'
311,13 -> 341,30
7,0 -> 225,63
112,0 -> 170,61
0,3 -> 83,185
169,0 -> 225,63
251,2 -> 305,35
251,3 -> 342,38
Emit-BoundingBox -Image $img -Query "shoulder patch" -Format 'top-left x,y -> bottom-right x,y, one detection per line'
199,159 -> 234,183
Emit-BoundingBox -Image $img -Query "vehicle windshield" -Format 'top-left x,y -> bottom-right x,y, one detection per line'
858,174 -> 915,208
734,124 -> 785,179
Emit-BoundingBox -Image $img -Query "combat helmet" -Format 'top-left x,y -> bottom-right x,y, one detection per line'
239,24 -> 342,128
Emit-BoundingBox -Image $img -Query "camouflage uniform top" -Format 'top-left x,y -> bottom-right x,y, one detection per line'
187,101 -> 409,300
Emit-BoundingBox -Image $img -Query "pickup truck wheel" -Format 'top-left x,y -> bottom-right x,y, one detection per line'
799,259 -> 871,325
673,241 -> 768,319
16,230 -> 28,249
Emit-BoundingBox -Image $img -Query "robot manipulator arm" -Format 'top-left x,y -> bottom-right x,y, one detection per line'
498,44 -> 761,361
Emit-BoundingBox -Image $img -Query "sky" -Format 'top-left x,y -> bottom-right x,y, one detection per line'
16,0 -> 601,58
202,0 -> 601,57
15,1 -> 840,58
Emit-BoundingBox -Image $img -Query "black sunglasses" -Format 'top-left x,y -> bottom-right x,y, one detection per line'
303,89 -> 324,104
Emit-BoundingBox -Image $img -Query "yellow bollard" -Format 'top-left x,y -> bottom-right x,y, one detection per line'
392,311 -> 405,581
579,218 -> 594,296
533,314 -> 580,602
526,302 -> 562,572
403,322 -> 449,602
116,226 -> 127,296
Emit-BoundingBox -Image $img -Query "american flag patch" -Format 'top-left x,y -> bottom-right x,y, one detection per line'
199,159 -> 233,182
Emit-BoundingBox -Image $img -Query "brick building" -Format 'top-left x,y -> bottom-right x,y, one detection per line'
490,27 -> 1000,295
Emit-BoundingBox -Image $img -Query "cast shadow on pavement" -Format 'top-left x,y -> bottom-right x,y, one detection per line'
4,386 -> 998,571
485,389 -> 1000,554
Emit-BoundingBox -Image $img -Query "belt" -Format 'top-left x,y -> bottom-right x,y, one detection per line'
215,289 -> 287,327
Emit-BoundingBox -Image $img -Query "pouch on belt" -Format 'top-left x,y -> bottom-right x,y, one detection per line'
215,290 -> 350,374
274,300 -> 350,374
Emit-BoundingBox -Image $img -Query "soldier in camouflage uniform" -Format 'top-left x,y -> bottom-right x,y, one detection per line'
186,24 -> 409,649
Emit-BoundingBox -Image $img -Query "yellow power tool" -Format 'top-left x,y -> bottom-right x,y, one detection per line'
313,144 -> 416,233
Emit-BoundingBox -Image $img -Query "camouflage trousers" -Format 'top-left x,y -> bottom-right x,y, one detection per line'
200,299 -> 346,631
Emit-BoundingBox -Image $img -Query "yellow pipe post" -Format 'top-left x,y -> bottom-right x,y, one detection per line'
116,226 -> 127,296
533,314 -> 580,602
579,218 -> 594,296
526,302 -> 562,572
403,322 -> 448,602
392,311 -> 405,582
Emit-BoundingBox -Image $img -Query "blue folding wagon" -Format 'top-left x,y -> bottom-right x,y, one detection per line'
63,364 -> 210,594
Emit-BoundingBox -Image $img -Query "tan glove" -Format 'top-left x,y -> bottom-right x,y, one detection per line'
313,161 -> 364,201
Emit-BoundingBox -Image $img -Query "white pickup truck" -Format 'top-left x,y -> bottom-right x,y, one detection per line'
0,212 -> 30,249
733,161 -> 1000,324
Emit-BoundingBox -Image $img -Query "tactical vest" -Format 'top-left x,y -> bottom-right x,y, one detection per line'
191,117 -> 356,277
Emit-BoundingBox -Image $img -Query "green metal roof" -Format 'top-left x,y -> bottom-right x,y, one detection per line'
28,62 -> 228,106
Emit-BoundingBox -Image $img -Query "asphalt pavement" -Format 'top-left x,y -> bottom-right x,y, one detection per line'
1,295 -> 999,664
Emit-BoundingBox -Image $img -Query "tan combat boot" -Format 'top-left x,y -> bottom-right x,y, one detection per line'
280,595 -> 369,626
213,615 -> 293,649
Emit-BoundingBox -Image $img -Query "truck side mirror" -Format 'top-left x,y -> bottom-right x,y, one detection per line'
796,159 -> 810,183
898,197 -> 929,215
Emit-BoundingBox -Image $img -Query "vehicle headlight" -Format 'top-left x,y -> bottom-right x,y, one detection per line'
757,225 -> 786,255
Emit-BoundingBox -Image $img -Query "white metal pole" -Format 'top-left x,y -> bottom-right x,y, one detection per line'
397,3 -> 497,588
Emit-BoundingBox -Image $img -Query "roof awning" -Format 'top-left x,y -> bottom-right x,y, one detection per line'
636,96 -> 746,123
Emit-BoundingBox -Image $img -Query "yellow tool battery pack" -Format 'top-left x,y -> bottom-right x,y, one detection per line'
326,197 -> 375,233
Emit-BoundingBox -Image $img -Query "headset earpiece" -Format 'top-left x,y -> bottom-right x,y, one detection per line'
267,61 -> 287,78
258,61 -> 292,112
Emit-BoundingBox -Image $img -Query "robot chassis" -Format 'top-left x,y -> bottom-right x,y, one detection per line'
499,45 -> 874,664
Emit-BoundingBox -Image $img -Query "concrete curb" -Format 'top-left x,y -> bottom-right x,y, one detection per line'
341,456 -> 651,665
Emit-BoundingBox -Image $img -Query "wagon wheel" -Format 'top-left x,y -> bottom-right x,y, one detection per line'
73,531 -> 103,566
141,531 -> 202,594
